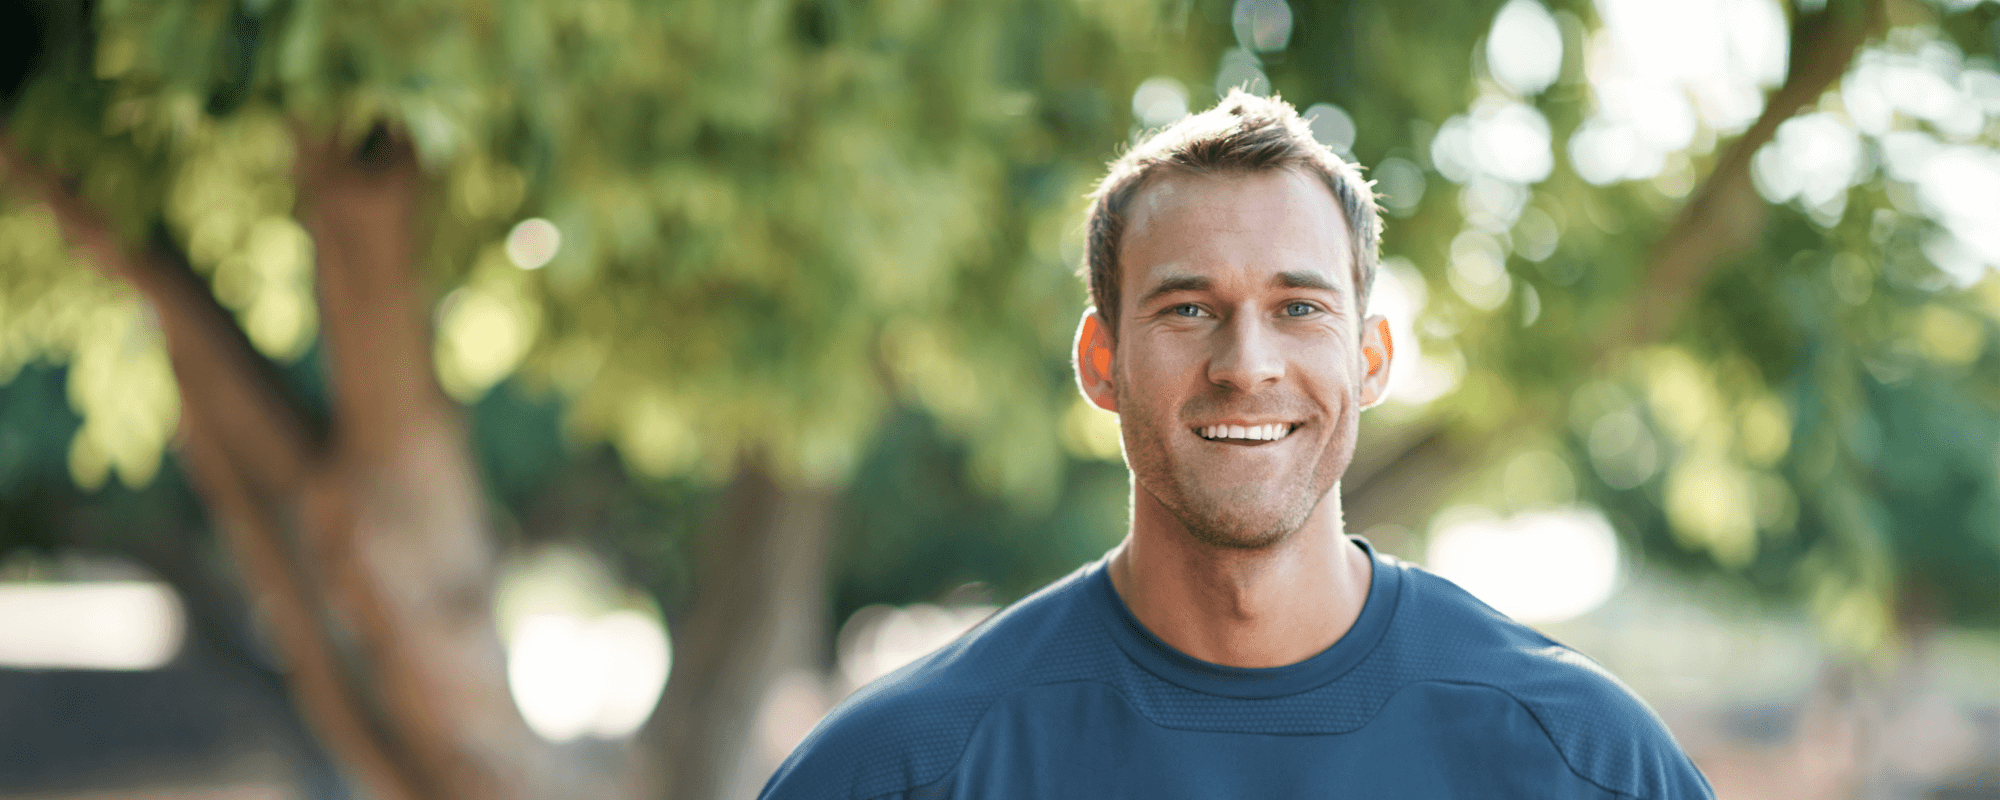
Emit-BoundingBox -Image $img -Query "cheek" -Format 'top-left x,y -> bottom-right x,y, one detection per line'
1123,340 -> 1199,389
1297,336 -> 1361,385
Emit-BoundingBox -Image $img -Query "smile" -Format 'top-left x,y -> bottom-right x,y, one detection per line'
1194,423 -> 1299,443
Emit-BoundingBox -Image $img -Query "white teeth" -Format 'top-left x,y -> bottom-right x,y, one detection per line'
1199,423 -> 1292,441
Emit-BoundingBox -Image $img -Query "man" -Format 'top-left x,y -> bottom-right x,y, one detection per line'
761,92 -> 1713,799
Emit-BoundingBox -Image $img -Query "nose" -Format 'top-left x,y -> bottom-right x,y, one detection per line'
1207,313 -> 1284,392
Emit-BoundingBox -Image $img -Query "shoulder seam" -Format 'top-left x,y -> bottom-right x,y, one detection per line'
890,680 -> 1012,798
1426,679 -> 1649,799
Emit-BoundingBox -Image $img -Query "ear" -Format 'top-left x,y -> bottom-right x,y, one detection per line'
1358,315 -> 1393,409
1074,309 -> 1118,413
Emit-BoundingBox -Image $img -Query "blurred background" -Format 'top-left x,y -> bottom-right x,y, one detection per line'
0,0 -> 1997,798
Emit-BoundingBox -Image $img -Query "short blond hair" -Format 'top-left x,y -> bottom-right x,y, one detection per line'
1083,90 -> 1381,338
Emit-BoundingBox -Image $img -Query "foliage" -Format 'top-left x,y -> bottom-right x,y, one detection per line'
1,0 -> 1218,503
3,0 -> 2000,666
1262,0 -> 2000,645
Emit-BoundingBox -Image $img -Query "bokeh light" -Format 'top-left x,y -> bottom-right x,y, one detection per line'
1368,259 -> 1464,407
1304,103 -> 1358,155
1132,77 -> 1191,129
836,602 -> 996,693
497,547 -> 671,742
0,581 -> 184,670
435,241 -> 543,402
1425,506 -> 1621,624
1486,0 -> 1564,97
1512,206 -> 1560,262
1432,96 -> 1554,196
505,218 -> 562,270
1214,48 -> 1271,98
1567,0 -> 1788,184
1371,157 -> 1426,216
507,610 -> 671,742
1448,228 -> 1513,310
1750,112 -> 1865,223
1230,0 -> 1294,53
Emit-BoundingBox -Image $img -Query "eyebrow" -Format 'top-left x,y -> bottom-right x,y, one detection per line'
1273,270 -> 1340,293
1138,275 -> 1212,304
1137,270 -> 1346,306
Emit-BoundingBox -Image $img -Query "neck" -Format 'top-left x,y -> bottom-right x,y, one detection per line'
1107,484 -> 1372,669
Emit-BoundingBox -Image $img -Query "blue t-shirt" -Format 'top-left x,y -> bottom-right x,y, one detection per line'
762,538 -> 1713,799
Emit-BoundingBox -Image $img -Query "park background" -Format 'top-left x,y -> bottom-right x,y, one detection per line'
2,0 -> 1999,797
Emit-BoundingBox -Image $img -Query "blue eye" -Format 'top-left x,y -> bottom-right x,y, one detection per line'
1285,302 -> 1317,317
1171,304 -> 1204,318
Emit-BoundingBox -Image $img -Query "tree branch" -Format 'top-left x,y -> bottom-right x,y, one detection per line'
0,131 -> 320,490
1605,0 -> 1883,357
1345,4 -> 1886,546
291,125 -> 445,460
0,129 -> 433,799
176,430 -> 435,800
289,123 -> 606,800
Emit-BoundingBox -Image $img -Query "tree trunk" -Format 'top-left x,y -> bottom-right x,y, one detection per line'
652,462 -> 835,800
284,126 -> 572,800
129,525 -> 358,800
1,126 -> 627,800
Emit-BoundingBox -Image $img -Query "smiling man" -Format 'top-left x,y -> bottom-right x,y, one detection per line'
761,92 -> 1713,799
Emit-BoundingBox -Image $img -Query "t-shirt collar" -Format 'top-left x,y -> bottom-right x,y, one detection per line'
1088,535 -> 1403,699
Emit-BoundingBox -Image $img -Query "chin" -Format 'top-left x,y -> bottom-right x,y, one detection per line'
1165,486 -> 1322,551
1182,519 -> 1296,550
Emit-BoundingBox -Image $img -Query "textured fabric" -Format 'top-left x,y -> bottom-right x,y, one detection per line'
761,538 -> 1714,800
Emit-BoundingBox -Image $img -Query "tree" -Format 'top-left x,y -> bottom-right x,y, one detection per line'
1301,0 -> 2000,648
0,1 -> 1212,798
6,0 -> 1998,797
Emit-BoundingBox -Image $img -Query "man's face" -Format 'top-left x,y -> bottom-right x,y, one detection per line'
1103,168 -> 1383,549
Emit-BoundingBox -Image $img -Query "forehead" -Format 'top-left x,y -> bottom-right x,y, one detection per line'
1118,168 -> 1355,301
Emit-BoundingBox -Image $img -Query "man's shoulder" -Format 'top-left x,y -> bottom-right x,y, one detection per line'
1387,558 -> 1651,706
1382,560 -> 1712,799
760,562 -> 1111,800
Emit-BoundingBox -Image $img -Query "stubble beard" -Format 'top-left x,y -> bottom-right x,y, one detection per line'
1118,383 -> 1356,551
